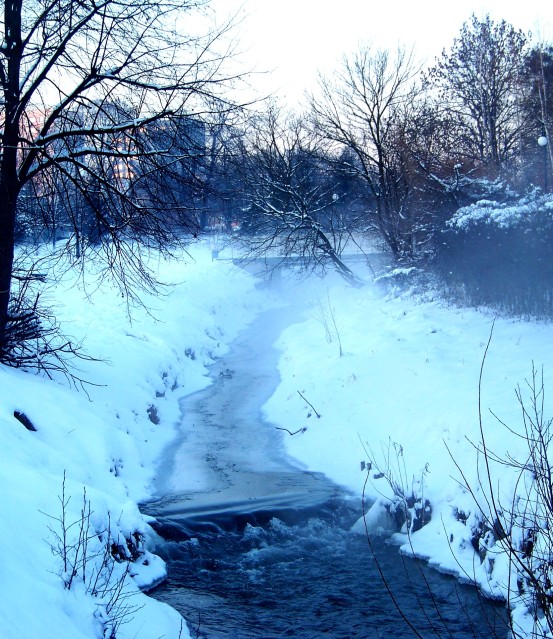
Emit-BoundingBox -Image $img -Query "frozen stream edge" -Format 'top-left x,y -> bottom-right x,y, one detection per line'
140,290 -> 510,639
142,303 -> 347,536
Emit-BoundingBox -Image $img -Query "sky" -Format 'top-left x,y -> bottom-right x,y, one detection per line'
210,0 -> 553,106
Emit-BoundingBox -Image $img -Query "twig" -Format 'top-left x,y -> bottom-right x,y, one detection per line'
327,292 -> 343,357
275,426 -> 307,436
194,613 -> 202,639
297,390 -> 321,418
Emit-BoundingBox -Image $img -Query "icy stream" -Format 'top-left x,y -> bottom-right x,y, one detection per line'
142,305 -> 508,638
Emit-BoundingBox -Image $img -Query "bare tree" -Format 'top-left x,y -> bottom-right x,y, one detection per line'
0,0 -> 241,361
426,15 -> 528,173
521,45 -> 553,191
233,105 -> 360,283
194,110 -> 247,232
310,46 -> 425,260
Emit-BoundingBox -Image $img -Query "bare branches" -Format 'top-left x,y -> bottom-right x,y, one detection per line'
230,106 -> 361,283
310,46 -> 427,260
42,472 -> 145,637
449,325 -> 553,636
0,0 -> 245,362
0,257 -> 102,386
425,15 -> 529,170
360,437 -> 431,535
315,292 -> 343,357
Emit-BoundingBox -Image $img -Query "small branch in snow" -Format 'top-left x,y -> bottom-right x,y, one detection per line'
275,426 -> 307,436
297,390 -> 321,418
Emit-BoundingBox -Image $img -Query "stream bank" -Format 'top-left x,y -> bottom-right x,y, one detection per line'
142,301 -> 509,638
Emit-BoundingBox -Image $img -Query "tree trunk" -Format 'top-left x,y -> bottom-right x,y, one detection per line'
0,174 -> 18,349
315,229 -> 358,285
0,0 -> 23,348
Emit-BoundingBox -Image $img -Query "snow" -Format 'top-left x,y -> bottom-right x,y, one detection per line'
3,237 -> 553,637
0,242 -> 271,639
449,191 -> 553,229
261,266 -> 553,628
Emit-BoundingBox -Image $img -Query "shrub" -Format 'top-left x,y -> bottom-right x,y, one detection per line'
435,192 -> 553,317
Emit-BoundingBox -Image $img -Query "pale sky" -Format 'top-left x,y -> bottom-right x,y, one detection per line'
210,0 -> 553,106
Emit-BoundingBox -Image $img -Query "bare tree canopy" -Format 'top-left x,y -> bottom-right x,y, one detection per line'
521,45 -> 553,190
310,46 -> 425,259
426,14 -> 528,170
232,105 -> 360,283
0,0 -> 242,360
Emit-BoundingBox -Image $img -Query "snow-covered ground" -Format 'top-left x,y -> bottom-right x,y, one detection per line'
2,239 -> 553,638
262,266 -> 553,633
0,241 -> 272,639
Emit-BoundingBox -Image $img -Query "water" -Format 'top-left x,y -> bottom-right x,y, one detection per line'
147,501 -> 508,639
142,303 -> 509,639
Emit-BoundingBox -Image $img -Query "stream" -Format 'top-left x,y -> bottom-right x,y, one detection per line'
142,303 -> 508,639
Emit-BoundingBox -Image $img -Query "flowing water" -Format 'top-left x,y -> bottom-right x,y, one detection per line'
142,301 -> 509,639
147,505 -> 508,639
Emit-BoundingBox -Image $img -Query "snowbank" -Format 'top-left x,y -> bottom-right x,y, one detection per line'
5,236 -> 553,637
263,271 -> 553,627
0,241 -> 270,639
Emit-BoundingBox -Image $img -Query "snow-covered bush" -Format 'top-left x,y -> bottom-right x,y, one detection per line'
361,440 -> 432,537
448,190 -> 553,231
435,191 -> 553,317
374,266 -> 438,301
44,476 -> 147,639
